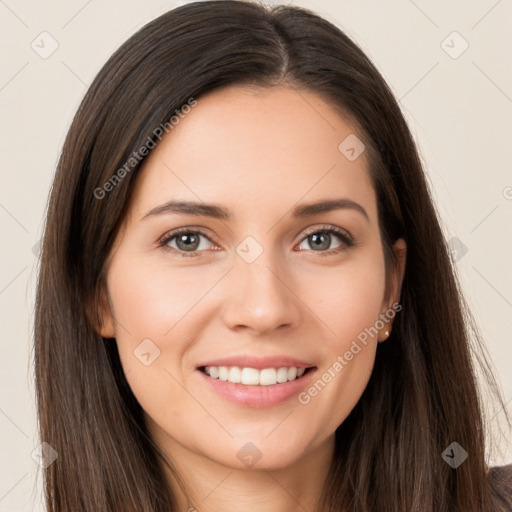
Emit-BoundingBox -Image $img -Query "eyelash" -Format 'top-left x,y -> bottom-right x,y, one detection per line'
157,225 -> 357,258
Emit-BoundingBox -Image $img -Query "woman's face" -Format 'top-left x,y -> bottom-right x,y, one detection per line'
99,84 -> 406,471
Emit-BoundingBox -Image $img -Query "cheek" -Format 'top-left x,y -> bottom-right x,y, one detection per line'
297,250 -> 385,427
105,253 -> 222,404
308,252 -> 387,346
107,254 -> 211,340
105,257 -> 199,427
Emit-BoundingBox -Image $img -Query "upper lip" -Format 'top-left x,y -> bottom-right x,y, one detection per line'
196,355 -> 316,370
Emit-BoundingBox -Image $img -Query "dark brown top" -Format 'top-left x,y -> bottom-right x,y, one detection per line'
488,464 -> 512,510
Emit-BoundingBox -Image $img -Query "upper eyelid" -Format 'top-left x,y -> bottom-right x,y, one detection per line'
301,224 -> 352,239
158,226 -> 214,245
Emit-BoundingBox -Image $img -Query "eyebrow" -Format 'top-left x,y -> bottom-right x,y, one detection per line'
140,198 -> 369,223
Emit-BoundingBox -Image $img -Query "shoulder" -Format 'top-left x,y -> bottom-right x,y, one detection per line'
488,464 -> 512,510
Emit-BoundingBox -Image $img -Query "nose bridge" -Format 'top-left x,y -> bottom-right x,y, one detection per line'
221,236 -> 301,332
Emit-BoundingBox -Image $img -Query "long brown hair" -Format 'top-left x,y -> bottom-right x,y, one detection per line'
34,1 -> 511,510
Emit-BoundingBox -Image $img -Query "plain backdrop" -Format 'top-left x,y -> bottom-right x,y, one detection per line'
0,0 -> 511,510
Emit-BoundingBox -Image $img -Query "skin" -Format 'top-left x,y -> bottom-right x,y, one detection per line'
98,84 -> 406,512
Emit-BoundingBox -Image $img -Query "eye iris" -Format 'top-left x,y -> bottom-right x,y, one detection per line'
176,233 -> 200,251
309,232 -> 330,251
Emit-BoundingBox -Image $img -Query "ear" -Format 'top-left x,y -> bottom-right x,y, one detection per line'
388,237 -> 407,307
378,238 -> 406,341
95,286 -> 116,338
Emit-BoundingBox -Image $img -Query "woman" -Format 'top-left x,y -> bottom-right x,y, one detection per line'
34,1 -> 511,510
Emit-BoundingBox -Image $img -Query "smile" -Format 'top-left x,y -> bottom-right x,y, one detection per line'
201,366 -> 312,385
196,365 -> 317,408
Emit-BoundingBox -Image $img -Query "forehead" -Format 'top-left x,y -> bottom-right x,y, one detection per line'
128,85 -> 377,224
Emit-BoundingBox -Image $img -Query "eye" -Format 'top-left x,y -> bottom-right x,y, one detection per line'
158,224 -> 356,258
296,225 -> 355,256
158,228 -> 216,257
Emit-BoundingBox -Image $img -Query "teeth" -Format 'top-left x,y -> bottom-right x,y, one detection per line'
241,367 -> 260,385
203,366 -> 309,385
277,367 -> 289,383
228,366 -> 241,383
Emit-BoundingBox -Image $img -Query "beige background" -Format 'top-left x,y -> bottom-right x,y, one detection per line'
0,0 -> 511,510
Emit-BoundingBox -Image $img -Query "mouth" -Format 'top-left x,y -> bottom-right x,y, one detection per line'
198,365 -> 316,386
195,364 -> 318,408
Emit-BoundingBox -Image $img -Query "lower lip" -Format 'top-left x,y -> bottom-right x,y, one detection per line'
196,368 -> 317,408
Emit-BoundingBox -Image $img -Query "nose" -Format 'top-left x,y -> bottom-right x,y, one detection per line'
220,252 -> 302,335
